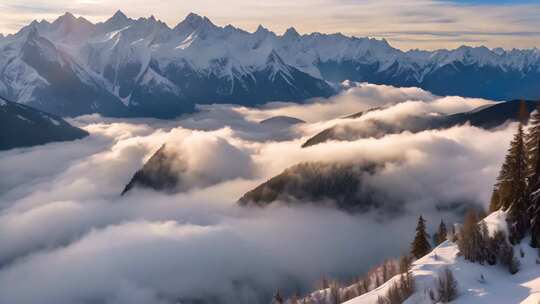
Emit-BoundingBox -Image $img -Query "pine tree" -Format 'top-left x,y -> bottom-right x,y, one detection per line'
525,104 -> 540,179
510,121 -> 530,242
272,290 -> 284,304
361,275 -> 370,293
479,221 -> 490,263
519,100 -> 530,125
491,117 -> 529,242
437,267 -> 458,303
289,292 -> 300,304
499,240 -> 520,274
526,104 -> 540,247
411,215 -> 431,259
375,271 -> 383,287
435,220 -> 448,246
399,255 -> 413,274
491,102 -> 529,209
320,274 -> 329,289
531,197 -> 540,247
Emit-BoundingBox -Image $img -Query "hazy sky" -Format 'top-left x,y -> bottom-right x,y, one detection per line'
0,0 -> 539,50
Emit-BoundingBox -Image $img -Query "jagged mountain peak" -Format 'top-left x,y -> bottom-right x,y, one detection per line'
21,25 -> 42,42
174,12 -> 216,32
52,12 -> 92,27
282,27 -> 300,39
492,47 -> 506,55
54,12 -> 76,22
252,25 -> 274,43
111,9 -> 128,21
132,14 -> 169,30
184,12 -> 205,23
16,20 -> 44,38
50,12 -> 93,33
255,25 -> 270,34
101,9 -> 132,31
27,19 -> 50,30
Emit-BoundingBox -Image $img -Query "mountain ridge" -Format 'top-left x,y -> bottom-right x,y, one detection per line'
1,12 -> 539,118
0,95 -> 88,150
302,100 -> 539,148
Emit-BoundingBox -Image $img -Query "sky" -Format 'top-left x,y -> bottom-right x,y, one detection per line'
0,0 -> 539,50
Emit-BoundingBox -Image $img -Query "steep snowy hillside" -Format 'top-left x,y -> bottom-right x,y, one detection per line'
346,211 -> 540,304
1,11 -> 539,118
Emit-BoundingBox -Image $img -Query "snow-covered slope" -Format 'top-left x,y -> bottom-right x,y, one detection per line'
1,11 -> 539,118
346,211 -> 540,304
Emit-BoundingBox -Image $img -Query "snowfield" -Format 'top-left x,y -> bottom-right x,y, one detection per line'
346,211 -> 540,304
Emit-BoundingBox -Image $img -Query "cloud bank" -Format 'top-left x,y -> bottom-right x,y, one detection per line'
0,83 -> 513,303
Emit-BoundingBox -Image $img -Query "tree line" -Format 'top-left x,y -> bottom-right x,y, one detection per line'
490,101 -> 540,246
271,255 -> 414,304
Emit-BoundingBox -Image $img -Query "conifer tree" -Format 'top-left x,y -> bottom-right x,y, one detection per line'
320,274 -> 329,289
399,255 -> 413,274
435,220 -> 448,246
490,102 -> 529,210
519,100 -> 530,124
289,291 -> 300,304
525,104 -> 540,178
361,275 -> 370,293
437,267 -> 458,303
479,221 -> 490,262
411,215 -> 431,259
525,104 -> 540,247
491,115 -> 528,241
531,198 -> 540,247
375,271 -> 383,287
272,289 -> 284,304
329,281 -> 341,304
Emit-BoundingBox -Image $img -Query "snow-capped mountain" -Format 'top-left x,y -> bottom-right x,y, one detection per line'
1,11 -> 539,118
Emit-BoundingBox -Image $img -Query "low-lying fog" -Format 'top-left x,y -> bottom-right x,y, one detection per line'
0,83 -> 512,304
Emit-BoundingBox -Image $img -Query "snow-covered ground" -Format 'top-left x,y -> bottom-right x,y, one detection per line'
346,211 -> 540,304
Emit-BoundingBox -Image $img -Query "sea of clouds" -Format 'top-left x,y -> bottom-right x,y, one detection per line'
0,83 -> 514,304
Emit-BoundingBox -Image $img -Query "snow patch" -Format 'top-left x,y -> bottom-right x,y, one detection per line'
16,115 -> 33,123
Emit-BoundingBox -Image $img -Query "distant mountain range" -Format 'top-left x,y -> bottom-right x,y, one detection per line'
1,11 -> 539,118
0,96 -> 88,150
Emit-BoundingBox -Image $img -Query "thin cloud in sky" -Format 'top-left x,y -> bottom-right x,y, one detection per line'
0,0 -> 539,49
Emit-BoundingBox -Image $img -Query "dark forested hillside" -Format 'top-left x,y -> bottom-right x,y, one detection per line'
0,96 -> 88,150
